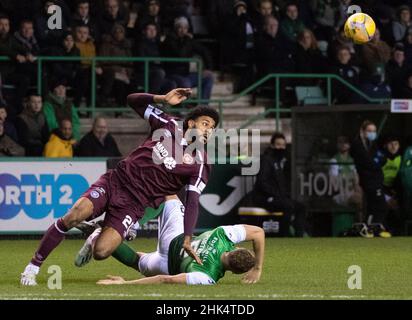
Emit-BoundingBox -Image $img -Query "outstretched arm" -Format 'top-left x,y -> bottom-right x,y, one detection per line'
97,274 -> 188,285
242,225 -> 265,284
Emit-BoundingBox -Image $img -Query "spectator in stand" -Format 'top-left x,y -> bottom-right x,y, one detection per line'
255,15 -> 295,77
251,132 -> 306,237
138,0 -> 164,36
0,103 -> 18,142
161,16 -> 214,101
225,1 -> 256,92
75,117 -> 121,157
393,5 -> 412,43
162,0 -> 193,29
135,22 -> 176,94
46,31 -> 81,95
280,2 -> 306,43
375,5 -> 395,47
99,23 -> 133,106
330,46 -> 360,104
15,95 -> 49,156
252,0 -> 275,33
295,29 -> 327,74
71,0 -> 99,41
43,79 -> 81,141
0,15 -> 32,115
98,0 -> 128,38
336,0 -> 352,30
386,44 -> 410,98
403,26 -> 412,68
310,0 -> 340,42
0,119 -> 24,157
360,65 -> 392,101
73,24 -> 102,107
361,28 -> 391,75
399,73 -> 412,99
12,20 -> 40,86
44,118 -> 75,158
34,0 -> 68,49
328,27 -> 359,65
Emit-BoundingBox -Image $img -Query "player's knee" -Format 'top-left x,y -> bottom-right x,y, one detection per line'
64,199 -> 93,228
93,246 -> 112,260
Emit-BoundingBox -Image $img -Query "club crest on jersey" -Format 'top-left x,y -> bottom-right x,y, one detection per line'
164,157 -> 176,170
183,153 -> 194,165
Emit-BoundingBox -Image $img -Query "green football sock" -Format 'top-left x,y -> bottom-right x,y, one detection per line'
111,203 -> 165,270
111,242 -> 140,270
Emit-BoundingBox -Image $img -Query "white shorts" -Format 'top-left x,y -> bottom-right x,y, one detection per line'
138,199 -> 184,276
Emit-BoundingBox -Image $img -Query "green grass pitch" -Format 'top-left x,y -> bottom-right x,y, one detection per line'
0,237 -> 411,300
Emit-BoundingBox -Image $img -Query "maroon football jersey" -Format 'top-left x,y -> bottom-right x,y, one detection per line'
114,93 -> 211,235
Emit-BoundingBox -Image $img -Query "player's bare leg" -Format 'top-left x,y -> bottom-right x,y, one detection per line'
21,198 -> 94,286
75,226 -> 122,267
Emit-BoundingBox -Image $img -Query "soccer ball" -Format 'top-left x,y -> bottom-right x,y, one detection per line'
344,13 -> 376,44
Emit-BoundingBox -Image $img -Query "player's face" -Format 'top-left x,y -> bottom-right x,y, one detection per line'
188,116 -> 216,144
0,18 -> 10,35
386,141 -> 400,155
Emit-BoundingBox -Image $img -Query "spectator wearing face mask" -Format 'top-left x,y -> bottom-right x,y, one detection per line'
75,117 -> 121,157
251,132 -> 307,237
350,120 -> 391,238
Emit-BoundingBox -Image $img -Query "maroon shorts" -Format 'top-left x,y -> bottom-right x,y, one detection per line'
81,170 -> 142,239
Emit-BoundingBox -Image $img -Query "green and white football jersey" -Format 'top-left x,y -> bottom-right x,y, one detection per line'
168,225 -> 246,284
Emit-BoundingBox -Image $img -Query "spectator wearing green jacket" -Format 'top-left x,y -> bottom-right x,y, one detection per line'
43,79 -> 80,141
280,3 -> 306,43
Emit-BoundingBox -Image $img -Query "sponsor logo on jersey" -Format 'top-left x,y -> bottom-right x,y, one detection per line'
164,157 -> 177,170
153,142 -> 169,160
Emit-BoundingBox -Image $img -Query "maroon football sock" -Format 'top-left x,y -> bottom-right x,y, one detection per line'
30,218 -> 69,267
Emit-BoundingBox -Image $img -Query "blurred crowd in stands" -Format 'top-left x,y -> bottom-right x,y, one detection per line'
2,0 -> 412,157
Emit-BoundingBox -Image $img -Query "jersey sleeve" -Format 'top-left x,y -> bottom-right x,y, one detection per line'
186,272 -> 215,285
221,225 -> 247,244
183,156 -> 211,236
127,93 -> 172,130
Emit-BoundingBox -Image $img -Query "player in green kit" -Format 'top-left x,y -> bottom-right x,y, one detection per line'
96,196 -> 265,285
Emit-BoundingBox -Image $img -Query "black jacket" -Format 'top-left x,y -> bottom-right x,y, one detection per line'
75,131 -> 121,157
253,147 -> 290,203
350,134 -> 384,190
161,32 -> 213,75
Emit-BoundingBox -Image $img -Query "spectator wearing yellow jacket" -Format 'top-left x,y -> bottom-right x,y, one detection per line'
44,119 -> 75,158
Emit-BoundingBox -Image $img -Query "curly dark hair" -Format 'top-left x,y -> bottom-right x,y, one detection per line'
227,248 -> 256,274
183,106 -> 220,131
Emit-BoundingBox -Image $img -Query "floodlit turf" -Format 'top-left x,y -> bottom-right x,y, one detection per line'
0,237 -> 411,300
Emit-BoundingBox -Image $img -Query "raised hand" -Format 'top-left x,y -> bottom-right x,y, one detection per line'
164,88 -> 192,106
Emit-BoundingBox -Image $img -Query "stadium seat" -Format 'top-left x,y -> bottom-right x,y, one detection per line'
295,86 -> 328,106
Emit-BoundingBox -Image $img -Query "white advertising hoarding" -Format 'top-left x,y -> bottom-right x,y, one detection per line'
0,160 -> 107,233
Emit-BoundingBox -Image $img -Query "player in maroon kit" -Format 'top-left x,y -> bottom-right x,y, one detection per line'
21,88 -> 219,286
